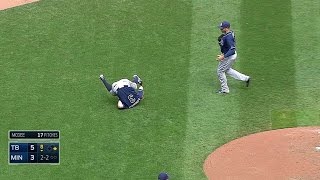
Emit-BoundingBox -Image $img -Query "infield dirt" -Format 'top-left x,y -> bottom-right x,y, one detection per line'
0,0 -> 39,11
204,127 -> 320,180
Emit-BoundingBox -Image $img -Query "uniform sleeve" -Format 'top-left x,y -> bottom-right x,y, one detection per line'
224,36 -> 236,58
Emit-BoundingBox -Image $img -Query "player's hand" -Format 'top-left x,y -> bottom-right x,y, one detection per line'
216,54 -> 224,61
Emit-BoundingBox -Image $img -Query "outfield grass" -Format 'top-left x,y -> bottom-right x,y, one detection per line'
239,0 -> 298,132
0,0 -> 319,179
183,1 -> 242,179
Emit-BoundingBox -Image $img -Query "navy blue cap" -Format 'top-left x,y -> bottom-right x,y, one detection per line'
158,172 -> 169,180
218,21 -> 230,29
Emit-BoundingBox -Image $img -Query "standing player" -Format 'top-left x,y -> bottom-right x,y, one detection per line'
216,21 -> 250,94
99,74 -> 144,109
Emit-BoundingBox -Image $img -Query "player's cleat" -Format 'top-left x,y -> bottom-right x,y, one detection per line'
216,89 -> 229,94
246,77 -> 250,87
99,74 -> 105,80
133,74 -> 143,86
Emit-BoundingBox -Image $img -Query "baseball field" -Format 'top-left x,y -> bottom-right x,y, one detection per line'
1,0 -> 319,179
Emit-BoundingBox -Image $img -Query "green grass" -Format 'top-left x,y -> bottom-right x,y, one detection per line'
0,0 -> 320,179
183,1 -> 242,179
292,0 -> 320,127
239,0 -> 297,132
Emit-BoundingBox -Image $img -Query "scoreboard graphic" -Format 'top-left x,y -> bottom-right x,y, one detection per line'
8,130 -> 60,165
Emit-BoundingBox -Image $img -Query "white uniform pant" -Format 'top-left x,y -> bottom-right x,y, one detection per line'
217,53 -> 249,93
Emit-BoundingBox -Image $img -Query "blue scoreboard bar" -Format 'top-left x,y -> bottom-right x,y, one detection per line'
8,130 -> 60,165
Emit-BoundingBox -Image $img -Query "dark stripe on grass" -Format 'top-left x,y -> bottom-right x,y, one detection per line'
238,0 -> 297,134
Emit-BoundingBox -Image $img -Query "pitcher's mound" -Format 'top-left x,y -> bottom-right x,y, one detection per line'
0,0 -> 39,11
204,127 -> 320,180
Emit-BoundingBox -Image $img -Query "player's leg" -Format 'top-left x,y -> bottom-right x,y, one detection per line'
137,86 -> 144,99
131,75 -> 144,99
225,57 -> 251,87
217,69 -> 228,93
132,74 -> 143,86
226,68 -> 250,81
99,74 -> 112,92
217,58 -> 233,93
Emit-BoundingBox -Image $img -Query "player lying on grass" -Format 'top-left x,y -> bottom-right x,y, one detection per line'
99,74 -> 144,109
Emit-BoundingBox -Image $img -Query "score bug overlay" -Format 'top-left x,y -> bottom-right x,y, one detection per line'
8,130 -> 60,165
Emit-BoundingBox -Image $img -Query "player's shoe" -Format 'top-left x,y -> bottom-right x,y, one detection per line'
133,74 -> 143,86
99,74 -> 105,80
216,89 -> 229,94
246,77 -> 250,87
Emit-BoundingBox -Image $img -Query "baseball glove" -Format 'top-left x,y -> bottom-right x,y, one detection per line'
217,34 -> 224,42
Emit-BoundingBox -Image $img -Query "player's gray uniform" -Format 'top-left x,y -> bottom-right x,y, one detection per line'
218,31 -> 249,93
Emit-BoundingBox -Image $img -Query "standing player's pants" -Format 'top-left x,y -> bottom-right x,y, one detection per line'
217,53 -> 249,93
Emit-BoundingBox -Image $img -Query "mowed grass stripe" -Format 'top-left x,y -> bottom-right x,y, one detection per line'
184,1 -> 241,179
291,0 -> 320,126
239,0 -> 297,134
0,1 -> 68,177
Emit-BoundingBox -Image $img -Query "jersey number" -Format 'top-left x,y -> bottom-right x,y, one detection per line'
128,94 -> 136,103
